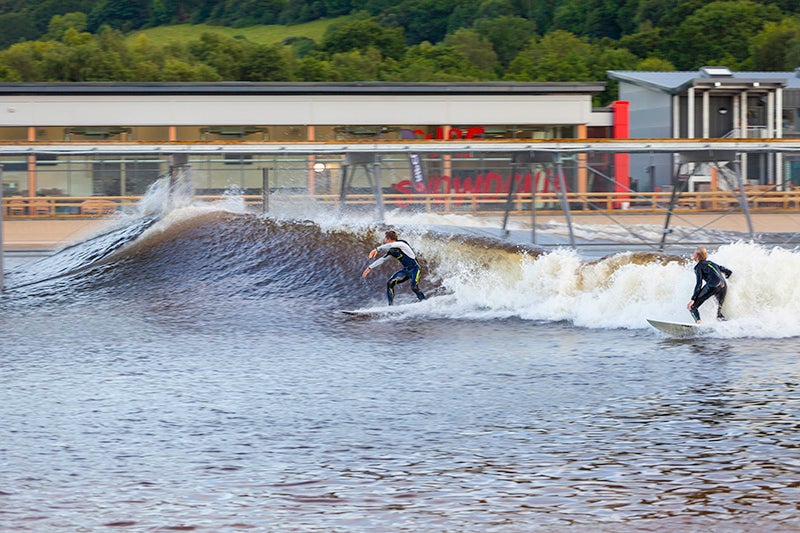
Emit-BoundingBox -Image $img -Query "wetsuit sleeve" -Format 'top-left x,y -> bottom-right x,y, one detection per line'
368,255 -> 390,270
691,265 -> 703,301
368,243 -> 393,269
720,265 -> 732,278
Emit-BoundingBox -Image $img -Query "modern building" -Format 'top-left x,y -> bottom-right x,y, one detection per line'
0,82 -> 617,207
607,67 -> 800,191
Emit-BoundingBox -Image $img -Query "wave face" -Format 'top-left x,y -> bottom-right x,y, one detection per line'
5,197 -> 799,338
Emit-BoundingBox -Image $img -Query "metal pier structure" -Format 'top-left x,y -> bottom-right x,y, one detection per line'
3,138 -> 800,270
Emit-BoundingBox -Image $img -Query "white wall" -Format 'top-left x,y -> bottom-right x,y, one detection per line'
0,94 -> 594,127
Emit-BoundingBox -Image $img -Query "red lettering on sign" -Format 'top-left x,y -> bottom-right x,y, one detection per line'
393,171 -> 558,198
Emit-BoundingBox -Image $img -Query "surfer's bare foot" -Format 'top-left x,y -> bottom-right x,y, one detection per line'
695,320 -> 702,324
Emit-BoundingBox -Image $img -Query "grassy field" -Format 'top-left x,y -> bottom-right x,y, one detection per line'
126,16 -> 348,46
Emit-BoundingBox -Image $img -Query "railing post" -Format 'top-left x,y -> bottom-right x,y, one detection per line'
261,168 -> 269,214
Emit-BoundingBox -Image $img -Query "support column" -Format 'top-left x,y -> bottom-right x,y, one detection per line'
27,127 -> 36,197
702,89 -> 710,138
443,125 -> 452,213
740,91 -> 749,134
687,87 -> 695,139
767,91 -> 775,185
307,125 -> 316,195
373,159 -> 385,224
776,87 -> 784,188
672,95 -> 681,180
611,101 -> 630,207
672,95 -> 680,138
553,154 -> 576,248
576,124 -> 588,207
740,90 -> 749,182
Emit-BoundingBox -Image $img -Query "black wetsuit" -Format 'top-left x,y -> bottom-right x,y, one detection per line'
690,260 -> 732,322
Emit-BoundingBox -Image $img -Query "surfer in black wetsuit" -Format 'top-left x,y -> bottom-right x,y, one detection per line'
362,230 -> 426,305
687,247 -> 732,324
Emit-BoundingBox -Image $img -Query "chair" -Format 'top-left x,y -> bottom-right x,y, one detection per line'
80,199 -> 118,216
30,199 -> 53,216
7,198 -> 26,216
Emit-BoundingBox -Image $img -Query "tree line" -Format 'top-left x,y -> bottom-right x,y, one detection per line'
0,0 -> 799,105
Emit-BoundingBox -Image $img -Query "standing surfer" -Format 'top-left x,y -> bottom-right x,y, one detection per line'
687,247 -> 732,323
362,230 -> 426,305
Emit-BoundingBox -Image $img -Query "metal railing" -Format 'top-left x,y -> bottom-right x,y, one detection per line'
4,188 -> 800,218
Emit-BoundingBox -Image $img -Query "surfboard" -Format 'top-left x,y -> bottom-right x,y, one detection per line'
340,309 -> 375,316
341,299 -> 435,317
647,318 -> 702,338
340,306 -> 407,317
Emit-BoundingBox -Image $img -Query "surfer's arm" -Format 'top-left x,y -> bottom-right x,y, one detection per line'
690,266 -> 703,301
367,255 -> 390,270
720,265 -> 732,278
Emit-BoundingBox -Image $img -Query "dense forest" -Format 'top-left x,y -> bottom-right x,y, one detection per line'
0,0 -> 799,104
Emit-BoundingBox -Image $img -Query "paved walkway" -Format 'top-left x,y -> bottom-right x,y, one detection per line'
2,212 -> 799,252
2,219 -> 117,251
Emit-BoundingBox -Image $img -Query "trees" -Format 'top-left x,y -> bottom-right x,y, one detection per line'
0,0 -> 796,90
552,0 -> 638,40
668,0 -> 783,69
474,15 -> 537,67
86,0 -> 150,33
507,30 -> 595,82
321,16 -> 406,60
442,28 -> 499,76
746,17 -> 800,70
380,0 -> 458,45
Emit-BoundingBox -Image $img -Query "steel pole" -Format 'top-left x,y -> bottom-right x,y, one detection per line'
261,168 -> 269,214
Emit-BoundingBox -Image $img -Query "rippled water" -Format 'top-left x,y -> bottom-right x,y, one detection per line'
2,296 -> 799,531
2,210 -> 800,531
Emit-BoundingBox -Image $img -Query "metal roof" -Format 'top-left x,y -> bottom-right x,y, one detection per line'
607,69 -> 800,94
0,138 -> 799,156
0,81 -> 606,96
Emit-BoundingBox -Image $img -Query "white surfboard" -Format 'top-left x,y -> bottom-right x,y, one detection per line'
341,298 -> 438,317
340,304 -> 413,317
647,318 -> 703,338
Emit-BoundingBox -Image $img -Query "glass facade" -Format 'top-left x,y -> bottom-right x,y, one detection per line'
0,122 -> 586,214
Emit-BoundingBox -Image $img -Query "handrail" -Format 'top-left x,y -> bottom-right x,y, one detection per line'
3,188 -> 800,218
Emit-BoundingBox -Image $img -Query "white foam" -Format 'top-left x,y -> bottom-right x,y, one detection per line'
403,240 -> 800,338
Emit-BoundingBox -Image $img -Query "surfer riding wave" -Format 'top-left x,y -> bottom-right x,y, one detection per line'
362,230 -> 426,306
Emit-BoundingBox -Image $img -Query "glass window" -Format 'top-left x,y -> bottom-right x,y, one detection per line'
332,125 -> 390,140
314,126 -> 338,141
1,157 -> 27,195
784,109 -> 799,134
129,126 -> 172,142
273,126 -> 307,141
175,126 -> 200,141
200,126 -> 271,141
0,127 -> 29,141
63,127 -> 132,141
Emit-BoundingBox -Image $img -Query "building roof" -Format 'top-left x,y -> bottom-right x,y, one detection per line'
607,68 -> 800,94
0,81 -> 606,96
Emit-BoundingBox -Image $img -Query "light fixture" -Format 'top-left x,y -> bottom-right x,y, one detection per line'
753,82 -> 760,87
313,162 -> 326,173
718,107 -> 728,115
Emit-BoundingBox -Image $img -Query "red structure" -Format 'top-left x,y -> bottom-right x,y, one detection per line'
610,101 -> 630,203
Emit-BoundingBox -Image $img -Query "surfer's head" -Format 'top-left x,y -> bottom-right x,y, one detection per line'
384,230 -> 398,242
694,247 -> 708,262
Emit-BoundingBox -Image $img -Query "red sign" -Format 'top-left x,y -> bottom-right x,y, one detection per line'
394,170 -> 559,198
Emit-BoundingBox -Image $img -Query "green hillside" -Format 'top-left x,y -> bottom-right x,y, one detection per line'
126,17 -> 348,47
